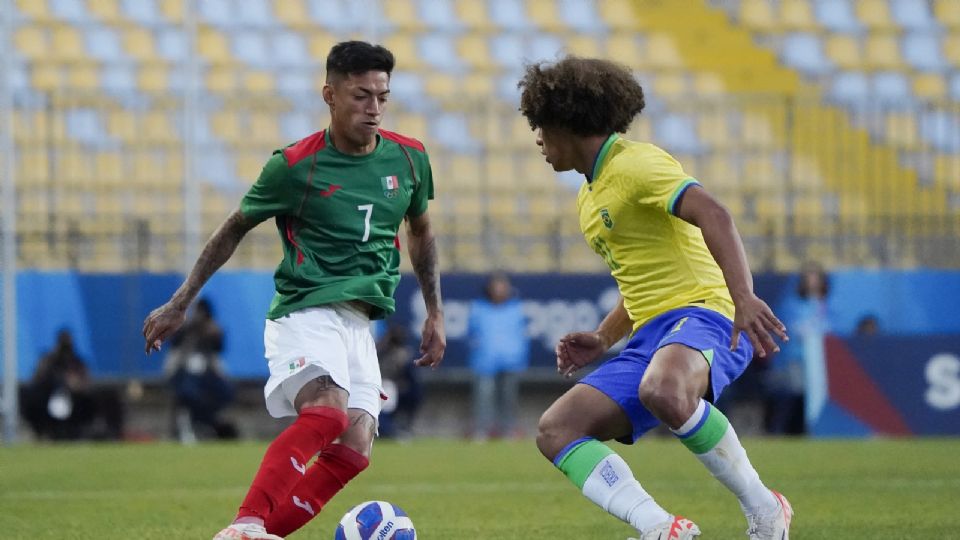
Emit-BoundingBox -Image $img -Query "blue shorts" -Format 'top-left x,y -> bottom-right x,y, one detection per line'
579,306 -> 754,444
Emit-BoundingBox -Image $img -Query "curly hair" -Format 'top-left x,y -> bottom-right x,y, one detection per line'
518,56 -> 645,136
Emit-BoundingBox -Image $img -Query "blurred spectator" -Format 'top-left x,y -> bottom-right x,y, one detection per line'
376,323 -> 423,439
164,298 -> 237,442
855,314 -> 880,337
20,329 -> 124,440
765,262 -> 830,435
467,273 -> 530,440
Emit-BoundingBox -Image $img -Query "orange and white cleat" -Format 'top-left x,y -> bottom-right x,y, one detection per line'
629,515 -> 701,540
212,523 -> 284,540
746,490 -> 793,540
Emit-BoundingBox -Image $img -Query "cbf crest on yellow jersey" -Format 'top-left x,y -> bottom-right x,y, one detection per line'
577,134 -> 735,330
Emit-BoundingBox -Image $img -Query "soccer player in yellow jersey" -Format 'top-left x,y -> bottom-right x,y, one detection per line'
519,57 -> 793,540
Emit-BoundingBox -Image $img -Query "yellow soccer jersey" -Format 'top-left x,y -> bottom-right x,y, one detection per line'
577,134 -> 735,330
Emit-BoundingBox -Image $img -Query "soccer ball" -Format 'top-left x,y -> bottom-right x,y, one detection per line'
335,500 -> 416,540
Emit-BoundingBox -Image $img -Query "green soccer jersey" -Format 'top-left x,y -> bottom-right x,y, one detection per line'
240,128 -> 435,320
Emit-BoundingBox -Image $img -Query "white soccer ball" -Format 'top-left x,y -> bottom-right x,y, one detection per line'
334,500 -> 417,540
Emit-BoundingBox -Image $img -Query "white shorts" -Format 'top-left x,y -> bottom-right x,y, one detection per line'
263,303 -> 383,419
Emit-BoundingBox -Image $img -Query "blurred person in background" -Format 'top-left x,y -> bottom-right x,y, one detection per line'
164,298 -> 237,442
142,40 -> 444,540
766,262 -> 831,435
375,322 -> 423,439
20,328 -> 124,441
855,313 -> 879,337
519,56 -> 791,540
467,272 -> 530,440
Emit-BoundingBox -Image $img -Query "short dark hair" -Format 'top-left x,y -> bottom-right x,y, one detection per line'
518,56 -> 645,136
326,41 -> 395,80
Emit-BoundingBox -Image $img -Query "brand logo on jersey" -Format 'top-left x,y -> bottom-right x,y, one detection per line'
381,175 -> 399,199
670,317 -> 689,334
319,184 -> 342,197
600,208 -> 614,229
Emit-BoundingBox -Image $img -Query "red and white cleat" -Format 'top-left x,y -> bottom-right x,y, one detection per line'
746,490 -> 793,540
212,523 -> 284,540
629,515 -> 701,539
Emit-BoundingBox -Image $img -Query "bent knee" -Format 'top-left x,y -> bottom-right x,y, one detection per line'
639,378 -> 698,429
536,409 -> 572,462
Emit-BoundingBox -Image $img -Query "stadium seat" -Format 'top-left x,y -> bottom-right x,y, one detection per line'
884,111 -> 920,149
738,0 -> 778,32
855,0 -> 898,31
16,0 -> 52,21
457,33 -> 495,71
780,0 -> 818,31
557,0 -> 605,33
598,0 -> 640,31
865,33 -> 904,70
872,71 -> 912,102
890,0 -> 938,31
121,0 -> 161,24
912,73 -> 946,100
814,0 -> 861,32
824,34 -> 862,70
645,33 -> 684,70
14,26 -> 48,60
828,71 -> 870,103
934,0 -> 960,28
50,24 -> 87,62
942,33 -> 960,67
920,110 -> 960,152
902,33 -> 948,72
236,0 -> 274,28
488,0 -> 534,31
781,32 -> 832,75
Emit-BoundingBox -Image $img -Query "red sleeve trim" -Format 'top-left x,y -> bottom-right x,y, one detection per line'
378,128 -> 425,152
282,130 -> 327,167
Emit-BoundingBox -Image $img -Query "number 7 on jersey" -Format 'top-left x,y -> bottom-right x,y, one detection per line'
357,204 -> 373,242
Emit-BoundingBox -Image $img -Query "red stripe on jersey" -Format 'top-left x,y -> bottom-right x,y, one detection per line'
284,218 -> 305,265
378,129 -> 425,152
393,235 -> 401,249
283,130 -> 327,167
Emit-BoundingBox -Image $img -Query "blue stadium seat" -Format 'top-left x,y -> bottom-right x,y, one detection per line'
872,71 -> 912,102
781,33 -> 833,76
489,0 -> 533,31
51,0 -> 92,22
86,27 -> 125,62
198,0 -> 233,27
828,71 -> 870,103
558,0 -> 605,32
431,112 -> 481,153
156,27 -> 188,61
121,0 -> 160,24
233,30 -> 269,67
418,33 -> 464,72
101,65 -> 137,93
920,110 -> 960,152
280,113 -> 313,142
654,114 -> 704,155
236,0 -> 275,29
901,33 -> 948,72
529,33 -> 565,63
495,71 -> 523,103
949,72 -> 960,101
813,0 -> 861,32
490,34 -> 525,70
66,109 -> 111,145
890,0 -> 939,31
271,31 -> 309,67
275,72 -> 312,96
387,71 -> 427,107
417,0 -> 463,30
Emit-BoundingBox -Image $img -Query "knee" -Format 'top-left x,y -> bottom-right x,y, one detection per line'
639,376 -> 697,429
336,412 -> 376,459
535,409 -> 568,462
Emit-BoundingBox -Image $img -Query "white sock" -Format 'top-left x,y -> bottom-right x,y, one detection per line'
672,400 -> 778,516
582,453 -> 672,531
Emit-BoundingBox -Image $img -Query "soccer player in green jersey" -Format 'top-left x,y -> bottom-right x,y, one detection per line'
518,57 -> 792,539
143,41 -> 445,540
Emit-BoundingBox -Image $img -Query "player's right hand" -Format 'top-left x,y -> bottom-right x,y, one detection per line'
555,331 -> 608,378
142,302 -> 187,354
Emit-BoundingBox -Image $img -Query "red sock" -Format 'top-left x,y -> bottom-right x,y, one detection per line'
264,443 -> 370,537
236,406 -> 348,521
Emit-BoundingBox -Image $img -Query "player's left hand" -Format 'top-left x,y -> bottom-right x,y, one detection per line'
414,312 -> 446,368
731,293 -> 788,358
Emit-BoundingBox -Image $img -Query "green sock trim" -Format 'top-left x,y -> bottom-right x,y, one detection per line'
680,405 -> 730,454
556,440 -> 615,490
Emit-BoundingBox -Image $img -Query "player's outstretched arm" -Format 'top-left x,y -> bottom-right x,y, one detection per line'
557,296 -> 632,377
673,185 -> 788,358
142,209 -> 259,354
405,210 -> 446,368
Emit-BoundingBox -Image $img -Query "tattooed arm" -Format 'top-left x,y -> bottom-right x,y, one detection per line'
405,210 -> 446,367
142,209 -> 259,353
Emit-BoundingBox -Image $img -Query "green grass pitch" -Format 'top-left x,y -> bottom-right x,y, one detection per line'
1,437 -> 957,539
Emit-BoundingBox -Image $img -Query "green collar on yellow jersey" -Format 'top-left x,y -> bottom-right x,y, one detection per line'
588,133 -> 620,182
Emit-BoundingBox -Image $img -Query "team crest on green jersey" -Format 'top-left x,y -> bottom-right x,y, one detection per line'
381,175 -> 399,199
600,208 -> 614,229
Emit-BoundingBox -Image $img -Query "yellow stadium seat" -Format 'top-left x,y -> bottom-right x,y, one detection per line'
606,32 -> 644,69
88,0 -> 121,22
824,34 -> 862,70
50,25 -> 86,62
137,64 -> 169,92
780,0 -> 817,31
250,112 -> 281,145
856,0 -> 897,30
598,0 -> 639,31
943,34 -> 960,66
67,64 -> 100,91
105,109 -> 137,141
31,63 -> 63,91
142,111 -> 178,144
274,0 -> 309,28
935,0 -> 960,29
160,0 -> 184,22
14,110 -> 50,143
391,111 -> 429,140
95,152 -> 124,185
697,111 -> 732,150
205,66 -> 238,93
739,0 -> 779,32
380,33 -> 421,70
383,0 -> 423,30
788,156 -> 824,190
197,26 -> 232,64
457,34 -> 494,71
934,154 -> 960,189
211,111 -> 241,142
527,0 -> 564,31
865,33 -> 904,69
645,33 -> 684,70
16,0 -> 51,20
565,34 -> 602,58
123,27 -> 156,61
454,0 -> 492,31
445,154 -> 485,188
694,72 -> 726,96
485,154 -> 517,189
14,26 -> 48,60
244,70 -> 275,93
652,72 -> 689,96
912,73 -> 946,100
459,72 -> 495,97
628,117 -> 653,143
